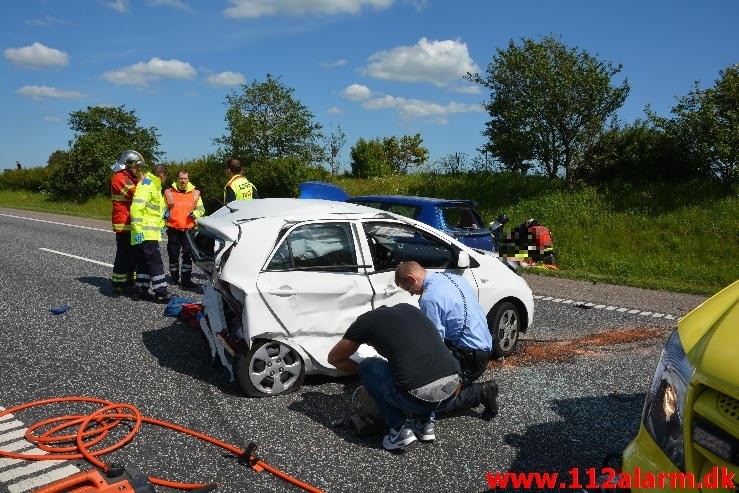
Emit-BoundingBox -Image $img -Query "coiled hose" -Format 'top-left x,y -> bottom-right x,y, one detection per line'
0,397 -> 324,492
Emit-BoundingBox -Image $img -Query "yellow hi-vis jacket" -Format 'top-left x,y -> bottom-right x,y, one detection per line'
224,175 -> 256,203
130,171 -> 166,243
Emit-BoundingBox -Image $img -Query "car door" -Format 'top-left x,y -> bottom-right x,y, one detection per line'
359,220 -> 479,308
255,220 -> 374,369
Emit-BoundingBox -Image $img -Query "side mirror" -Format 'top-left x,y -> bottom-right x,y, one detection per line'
457,250 -> 471,269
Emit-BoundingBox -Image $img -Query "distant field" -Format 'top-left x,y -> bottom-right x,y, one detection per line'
1,174 -> 737,296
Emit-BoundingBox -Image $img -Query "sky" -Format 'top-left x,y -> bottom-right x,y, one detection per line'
2,0 -> 738,171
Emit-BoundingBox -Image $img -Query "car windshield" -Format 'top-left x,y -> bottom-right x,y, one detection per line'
440,206 -> 484,230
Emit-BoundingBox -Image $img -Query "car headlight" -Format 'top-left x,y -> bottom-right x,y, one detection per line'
642,329 -> 694,470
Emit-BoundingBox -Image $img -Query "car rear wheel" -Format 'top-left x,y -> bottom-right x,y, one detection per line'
235,339 -> 305,397
488,301 -> 521,358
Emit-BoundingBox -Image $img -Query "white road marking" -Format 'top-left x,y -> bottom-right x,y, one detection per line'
0,213 -> 109,233
8,465 -> 81,493
0,409 -> 81,492
0,420 -> 22,432
39,248 -> 113,268
0,456 -> 65,482
533,294 -> 679,320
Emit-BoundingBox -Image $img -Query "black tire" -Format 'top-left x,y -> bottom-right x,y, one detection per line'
488,301 -> 521,358
234,339 -> 305,397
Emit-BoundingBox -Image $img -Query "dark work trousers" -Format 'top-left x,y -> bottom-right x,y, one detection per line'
166,228 -> 193,283
112,232 -> 136,288
134,240 -> 168,295
436,381 -> 483,415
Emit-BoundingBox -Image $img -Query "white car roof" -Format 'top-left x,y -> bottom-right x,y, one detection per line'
198,198 -> 389,241
225,198 -> 381,219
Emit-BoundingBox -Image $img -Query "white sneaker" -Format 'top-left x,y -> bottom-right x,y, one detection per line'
382,423 -> 417,450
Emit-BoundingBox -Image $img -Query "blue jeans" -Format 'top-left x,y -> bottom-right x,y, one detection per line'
358,357 -> 446,430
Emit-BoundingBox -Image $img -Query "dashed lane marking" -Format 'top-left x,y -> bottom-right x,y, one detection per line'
39,248 -> 113,268
533,294 -> 678,320
0,213 -> 109,233
0,408 -> 81,493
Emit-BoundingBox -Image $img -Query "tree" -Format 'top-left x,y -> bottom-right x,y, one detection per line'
651,65 -> 738,193
383,134 -> 429,174
46,150 -> 68,168
48,105 -> 161,200
325,123 -> 346,179
434,152 -> 471,174
466,35 -> 629,185
214,74 -> 325,166
350,138 -> 390,178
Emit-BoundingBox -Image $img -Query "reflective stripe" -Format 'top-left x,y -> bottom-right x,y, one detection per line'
145,203 -> 160,211
142,225 -> 160,231
132,198 -> 147,204
131,218 -> 143,223
112,223 -> 131,232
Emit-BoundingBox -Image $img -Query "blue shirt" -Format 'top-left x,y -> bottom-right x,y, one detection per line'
418,272 -> 493,351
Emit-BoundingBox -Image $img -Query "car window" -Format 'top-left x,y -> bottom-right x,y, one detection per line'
266,222 -> 358,271
385,204 -> 419,219
362,221 -> 454,271
441,206 -> 484,230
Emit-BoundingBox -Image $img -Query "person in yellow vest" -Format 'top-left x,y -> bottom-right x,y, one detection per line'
164,169 -> 205,289
224,158 -> 258,203
130,163 -> 172,303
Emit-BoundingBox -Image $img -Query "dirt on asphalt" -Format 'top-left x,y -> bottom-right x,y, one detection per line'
492,325 -> 672,368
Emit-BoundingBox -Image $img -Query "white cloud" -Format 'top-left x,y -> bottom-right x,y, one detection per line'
102,57 -> 197,86
207,71 -> 246,87
26,15 -> 65,27
448,84 -> 481,95
224,0 -> 393,18
103,0 -> 129,12
341,83 -> 371,101
363,37 -> 479,86
43,115 -> 63,122
146,0 -> 191,10
4,42 -> 69,69
320,59 -> 348,69
327,106 -> 344,114
362,94 -> 482,124
17,85 -> 86,100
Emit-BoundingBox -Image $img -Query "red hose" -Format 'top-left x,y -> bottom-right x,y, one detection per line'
0,397 -> 324,493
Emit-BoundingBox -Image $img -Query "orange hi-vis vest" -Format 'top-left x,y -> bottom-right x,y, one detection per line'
164,182 -> 203,230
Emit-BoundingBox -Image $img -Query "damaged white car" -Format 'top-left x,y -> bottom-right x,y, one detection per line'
189,198 -> 535,397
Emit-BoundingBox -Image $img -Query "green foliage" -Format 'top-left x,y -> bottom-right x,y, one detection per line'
325,123 -> 347,178
651,64 -> 739,193
350,135 -> 428,178
582,120 -> 695,183
350,138 -> 391,178
467,34 -> 629,185
0,167 -> 51,192
383,134 -> 430,174
48,105 -> 161,201
249,156 -> 330,198
46,150 -> 68,168
214,74 -> 325,166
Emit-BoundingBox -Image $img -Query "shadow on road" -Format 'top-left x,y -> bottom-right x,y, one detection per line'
141,319 -> 242,397
78,275 -> 112,296
488,392 -> 645,492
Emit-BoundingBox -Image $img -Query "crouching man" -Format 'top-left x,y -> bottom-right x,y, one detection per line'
328,303 -> 498,451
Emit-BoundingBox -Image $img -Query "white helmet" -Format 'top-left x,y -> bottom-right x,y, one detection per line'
111,150 -> 144,172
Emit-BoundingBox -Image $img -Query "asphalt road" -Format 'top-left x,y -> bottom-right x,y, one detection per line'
0,209 -> 706,493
